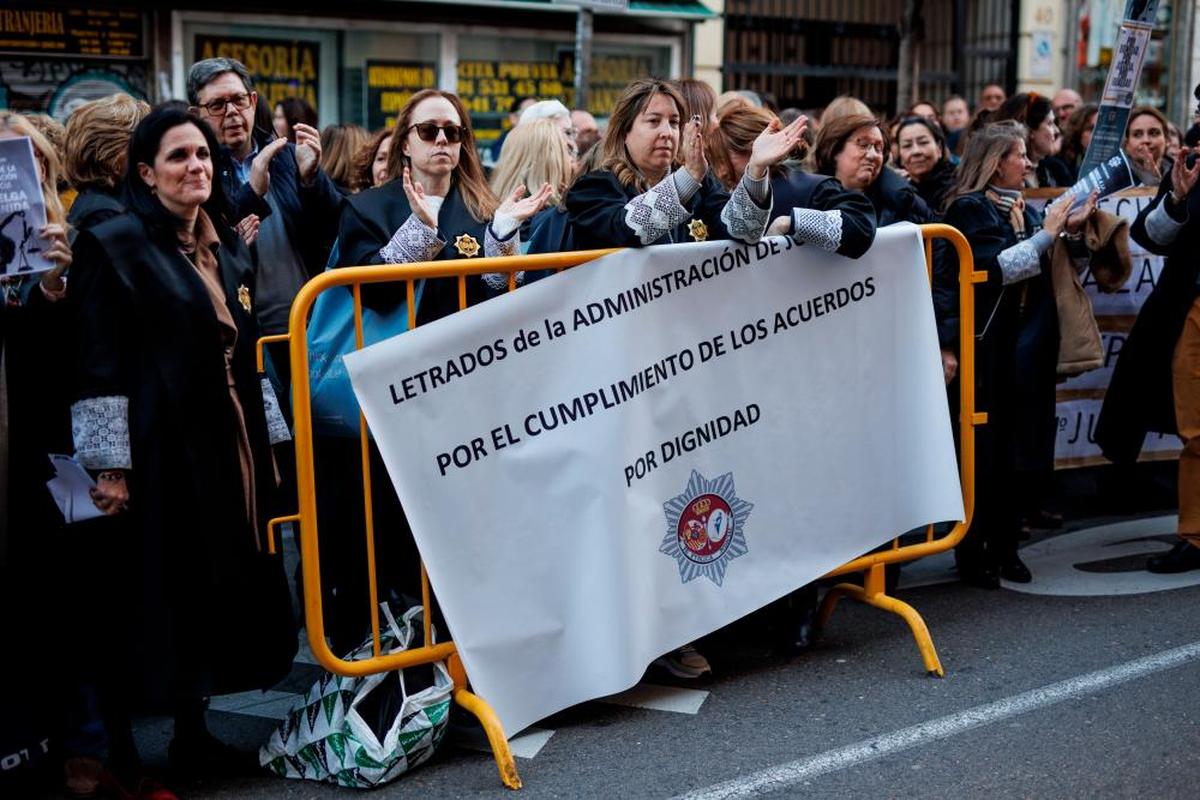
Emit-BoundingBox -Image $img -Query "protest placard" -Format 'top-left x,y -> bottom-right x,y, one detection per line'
0,136 -> 54,277
345,225 -> 962,733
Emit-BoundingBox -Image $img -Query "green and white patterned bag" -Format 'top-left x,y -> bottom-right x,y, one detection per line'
260,604 -> 453,788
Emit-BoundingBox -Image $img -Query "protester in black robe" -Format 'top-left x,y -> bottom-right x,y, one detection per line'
815,113 -> 935,226
706,102 -> 876,259
1096,153 -> 1200,572
565,78 -> 805,251
324,90 -> 550,652
68,108 -> 295,792
937,121 -> 1096,588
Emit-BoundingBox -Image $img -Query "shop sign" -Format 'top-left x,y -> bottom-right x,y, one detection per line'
194,34 -> 319,112
457,53 -> 652,144
0,6 -> 144,59
365,61 -> 437,131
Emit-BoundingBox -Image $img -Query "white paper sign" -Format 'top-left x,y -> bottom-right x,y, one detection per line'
345,225 -> 963,734
0,136 -> 53,276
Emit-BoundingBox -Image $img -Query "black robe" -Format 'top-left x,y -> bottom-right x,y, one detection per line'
865,167 -> 935,227
335,179 -> 489,323
939,191 -> 1058,555
769,168 -> 877,258
69,212 -> 295,706
1096,170 -> 1200,463
565,169 -> 743,250
912,158 -> 957,217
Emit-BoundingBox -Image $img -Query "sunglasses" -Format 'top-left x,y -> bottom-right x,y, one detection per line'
408,122 -> 468,143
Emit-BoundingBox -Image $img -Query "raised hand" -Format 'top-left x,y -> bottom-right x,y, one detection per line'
249,137 -> 288,197
746,115 -> 808,179
293,123 -> 322,185
1171,147 -> 1200,202
497,182 -> 554,223
235,214 -> 261,247
38,222 -> 71,296
403,167 -> 438,229
682,116 -> 708,183
1065,190 -> 1099,235
1042,192 -> 1072,237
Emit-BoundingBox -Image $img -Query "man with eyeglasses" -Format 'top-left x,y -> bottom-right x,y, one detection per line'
187,57 -> 342,411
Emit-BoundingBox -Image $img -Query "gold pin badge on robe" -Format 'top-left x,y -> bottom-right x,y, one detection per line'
687,219 -> 708,242
454,233 -> 481,257
237,284 -> 252,313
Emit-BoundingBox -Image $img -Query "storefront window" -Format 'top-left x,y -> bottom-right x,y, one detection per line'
344,31 -> 439,131
456,37 -> 670,149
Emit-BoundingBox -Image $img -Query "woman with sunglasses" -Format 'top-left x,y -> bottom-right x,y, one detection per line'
565,78 -> 805,251
335,89 -> 551,319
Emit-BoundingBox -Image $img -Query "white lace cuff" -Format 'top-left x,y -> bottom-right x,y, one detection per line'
624,175 -> 691,245
490,212 -> 520,240
792,208 -> 843,253
722,178 -> 771,244
997,231 -> 1051,285
483,220 -> 522,291
260,377 -> 291,445
379,214 -> 443,264
1144,201 -> 1186,246
72,395 -> 132,470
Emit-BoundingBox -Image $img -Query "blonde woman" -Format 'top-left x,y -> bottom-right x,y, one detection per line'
63,93 -> 151,231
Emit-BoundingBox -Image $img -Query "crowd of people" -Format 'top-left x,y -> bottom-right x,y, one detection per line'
2,57 -> 1200,798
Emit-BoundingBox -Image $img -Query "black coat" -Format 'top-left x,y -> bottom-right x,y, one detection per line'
67,186 -> 125,233
940,190 -> 1059,537
335,179 -> 490,323
865,167 -> 935,227
1036,157 -> 1076,188
216,130 -> 343,281
565,169 -> 743,249
1095,171 -> 1200,463
912,159 -> 957,217
769,168 -> 877,258
69,212 -> 295,704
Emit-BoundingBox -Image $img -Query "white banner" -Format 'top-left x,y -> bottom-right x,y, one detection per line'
345,224 -> 963,734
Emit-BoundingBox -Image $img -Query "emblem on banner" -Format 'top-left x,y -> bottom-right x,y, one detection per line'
660,469 -> 752,586
454,233 -> 481,257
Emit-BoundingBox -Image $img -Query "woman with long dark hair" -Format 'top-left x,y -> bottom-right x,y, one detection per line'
937,121 -> 1096,588
895,115 -> 957,214
68,107 -> 295,794
993,92 -> 1071,187
336,88 -> 551,311
565,78 -> 804,251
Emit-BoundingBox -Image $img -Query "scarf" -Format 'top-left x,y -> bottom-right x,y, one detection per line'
985,185 -> 1027,240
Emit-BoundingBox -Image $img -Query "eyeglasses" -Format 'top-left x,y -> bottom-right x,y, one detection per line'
196,93 -> 252,116
408,122 -> 468,143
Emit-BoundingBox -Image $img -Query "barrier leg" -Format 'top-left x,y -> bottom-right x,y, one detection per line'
817,564 -> 945,678
448,652 -> 522,790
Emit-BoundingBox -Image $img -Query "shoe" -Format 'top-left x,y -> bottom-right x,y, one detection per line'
1147,540 -> 1200,573
167,731 -> 257,778
64,756 -> 104,798
999,555 -> 1032,583
957,563 -> 1000,590
652,644 -> 712,679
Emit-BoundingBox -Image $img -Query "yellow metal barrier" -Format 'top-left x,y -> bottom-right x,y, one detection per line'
255,227 -> 977,789
817,223 -> 984,677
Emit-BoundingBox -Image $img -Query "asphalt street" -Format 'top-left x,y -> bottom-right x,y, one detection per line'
54,467 -> 1200,799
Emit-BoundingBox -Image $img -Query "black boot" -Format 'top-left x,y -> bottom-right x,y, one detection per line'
1147,540 -> 1200,574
